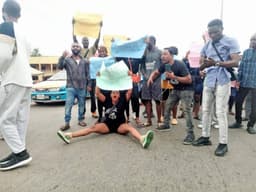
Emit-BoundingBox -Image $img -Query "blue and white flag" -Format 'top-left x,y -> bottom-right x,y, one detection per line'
111,36 -> 147,59
89,56 -> 115,79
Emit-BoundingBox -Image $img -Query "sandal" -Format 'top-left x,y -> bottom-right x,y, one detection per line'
78,121 -> 87,127
60,123 -> 70,131
193,116 -> 200,120
141,122 -> 152,127
135,118 -> 144,128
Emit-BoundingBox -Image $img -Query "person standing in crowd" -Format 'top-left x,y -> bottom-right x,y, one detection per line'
148,47 -> 195,145
115,57 -> 144,127
192,19 -> 240,156
183,51 -> 203,120
243,91 -> 252,121
161,47 -> 179,125
0,0 -> 32,171
161,71 -> 178,126
229,33 -> 256,134
228,79 -> 237,115
73,23 -> 102,119
141,36 -> 162,127
58,42 -> 91,131
95,46 -> 111,123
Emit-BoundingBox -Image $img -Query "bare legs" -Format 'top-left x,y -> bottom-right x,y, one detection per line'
117,123 -> 142,142
71,123 -> 109,138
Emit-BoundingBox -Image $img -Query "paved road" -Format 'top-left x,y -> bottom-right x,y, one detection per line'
0,102 -> 256,192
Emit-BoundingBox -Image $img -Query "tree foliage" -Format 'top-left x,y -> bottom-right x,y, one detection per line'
31,48 -> 42,56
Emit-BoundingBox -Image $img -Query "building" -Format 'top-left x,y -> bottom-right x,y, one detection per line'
30,56 -> 59,81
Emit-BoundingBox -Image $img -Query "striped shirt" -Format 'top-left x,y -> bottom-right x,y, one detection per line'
238,48 -> 256,88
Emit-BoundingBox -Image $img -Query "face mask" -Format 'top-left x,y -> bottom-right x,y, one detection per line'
72,49 -> 80,56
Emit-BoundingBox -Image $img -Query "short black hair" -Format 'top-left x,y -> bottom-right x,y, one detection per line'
2,0 -> 21,18
165,46 -> 178,56
149,36 -> 156,45
207,19 -> 223,28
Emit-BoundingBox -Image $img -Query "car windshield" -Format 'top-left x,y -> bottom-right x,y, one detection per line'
47,70 -> 66,81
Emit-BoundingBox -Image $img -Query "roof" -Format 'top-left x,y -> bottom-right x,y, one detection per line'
31,67 -> 43,75
30,56 -> 59,64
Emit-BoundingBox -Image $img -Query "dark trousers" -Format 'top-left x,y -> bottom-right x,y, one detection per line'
97,99 -> 104,121
90,79 -> 97,113
131,83 -> 140,118
235,87 -> 256,127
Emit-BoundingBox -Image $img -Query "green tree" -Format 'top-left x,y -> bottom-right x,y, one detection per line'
31,48 -> 41,56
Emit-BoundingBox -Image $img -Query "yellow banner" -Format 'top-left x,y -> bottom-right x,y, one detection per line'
73,13 -> 102,38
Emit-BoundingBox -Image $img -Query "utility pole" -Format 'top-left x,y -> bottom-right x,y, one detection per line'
220,0 -> 224,20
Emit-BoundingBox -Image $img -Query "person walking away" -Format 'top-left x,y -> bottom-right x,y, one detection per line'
0,0 -> 33,171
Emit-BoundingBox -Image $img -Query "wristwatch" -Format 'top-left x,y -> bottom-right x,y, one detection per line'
215,62 -> 220,66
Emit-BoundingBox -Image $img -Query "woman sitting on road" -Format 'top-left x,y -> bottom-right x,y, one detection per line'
57,90 -> 154,149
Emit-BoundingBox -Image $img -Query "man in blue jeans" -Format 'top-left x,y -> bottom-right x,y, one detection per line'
58,42 -> 91,131
192,19 -> 240,156
229,33 -> 256,134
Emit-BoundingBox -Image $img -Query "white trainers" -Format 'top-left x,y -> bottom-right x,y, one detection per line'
212,123 -> 219,129
197,123 -> 203,129
197,122 -> 219,129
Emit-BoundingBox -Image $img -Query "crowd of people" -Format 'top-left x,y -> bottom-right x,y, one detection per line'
56,17 -> 256,159
1,0 -> 256,172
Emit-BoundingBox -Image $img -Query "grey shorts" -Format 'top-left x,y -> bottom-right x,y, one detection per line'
141,77 -> 161,101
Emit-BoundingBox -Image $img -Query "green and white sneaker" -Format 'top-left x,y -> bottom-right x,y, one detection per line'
141,130 -> 154,149
57,131 -> 71,144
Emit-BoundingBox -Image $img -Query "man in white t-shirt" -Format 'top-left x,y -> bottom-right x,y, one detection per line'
0,0 -> 32,171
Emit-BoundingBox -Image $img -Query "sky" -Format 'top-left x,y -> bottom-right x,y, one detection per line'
0,0 -> 255,57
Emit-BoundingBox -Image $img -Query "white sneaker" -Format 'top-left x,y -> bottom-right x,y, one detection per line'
197,123 -> 203,129
212,123 -> 219,129
197,123 -> 219,129
171,118 -> 178,125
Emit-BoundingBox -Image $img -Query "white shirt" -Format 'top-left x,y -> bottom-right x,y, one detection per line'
1,23 -> 32,87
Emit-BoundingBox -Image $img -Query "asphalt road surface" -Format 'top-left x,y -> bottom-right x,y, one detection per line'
0,101 -> 256,192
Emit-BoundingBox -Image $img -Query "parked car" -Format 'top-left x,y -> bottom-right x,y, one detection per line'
31,70 -> 90,104
31,70 -> 67,104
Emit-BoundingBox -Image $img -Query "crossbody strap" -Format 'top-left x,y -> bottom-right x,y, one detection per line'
212,42 -> 224,61
212,42 -> 236,80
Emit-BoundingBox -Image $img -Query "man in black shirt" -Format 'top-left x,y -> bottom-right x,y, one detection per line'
148,47 -> 195,144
